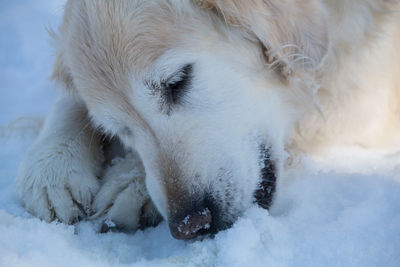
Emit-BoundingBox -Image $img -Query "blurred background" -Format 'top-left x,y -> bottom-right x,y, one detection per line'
0,0 -> 65,125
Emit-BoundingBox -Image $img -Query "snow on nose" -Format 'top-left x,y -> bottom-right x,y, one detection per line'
169,208 -> 212,240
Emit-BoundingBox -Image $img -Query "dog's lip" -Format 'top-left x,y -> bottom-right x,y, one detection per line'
254,144 -> 277,209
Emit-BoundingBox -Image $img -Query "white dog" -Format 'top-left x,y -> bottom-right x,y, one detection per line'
16,0 -> 400,239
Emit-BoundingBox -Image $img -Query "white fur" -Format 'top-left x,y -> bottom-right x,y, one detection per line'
15,0 -> 400,233
16,95 -> 103,223
91,152 -> 157,231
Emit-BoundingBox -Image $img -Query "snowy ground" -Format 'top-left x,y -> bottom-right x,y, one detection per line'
1,1 -> 400,266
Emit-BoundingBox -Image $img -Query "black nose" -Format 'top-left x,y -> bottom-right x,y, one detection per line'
168,208 -> 212,240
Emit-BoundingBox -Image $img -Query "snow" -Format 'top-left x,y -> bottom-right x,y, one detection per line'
1,1 -> 400,266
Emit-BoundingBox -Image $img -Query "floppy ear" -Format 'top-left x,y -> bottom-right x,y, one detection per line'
50,44 -> 75,91
49,0 -> 76,92
196,0 -> 330,78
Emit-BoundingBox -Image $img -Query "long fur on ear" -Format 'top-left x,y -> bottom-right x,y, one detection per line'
195,0 -> 330,78
49,0 -> 75,92
49,38 -> 75,91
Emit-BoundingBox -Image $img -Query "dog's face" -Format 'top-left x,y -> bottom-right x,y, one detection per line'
54,0 -> 329,239
126,48 -> 287,239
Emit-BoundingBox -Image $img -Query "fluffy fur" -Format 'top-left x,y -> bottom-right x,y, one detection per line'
16,0 -> 400,238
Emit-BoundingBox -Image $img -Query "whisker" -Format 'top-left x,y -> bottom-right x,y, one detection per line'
268,43 -> 300,58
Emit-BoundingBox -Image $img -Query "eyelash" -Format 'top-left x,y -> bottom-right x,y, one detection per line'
146,64 -> 193,112
161,64 -> 192,105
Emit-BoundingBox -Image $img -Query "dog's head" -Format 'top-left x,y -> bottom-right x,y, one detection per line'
53,0 -> 329,239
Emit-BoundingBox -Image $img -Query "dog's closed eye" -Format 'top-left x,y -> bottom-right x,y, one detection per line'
146,64 -> 193,114
162,63 -> 193,105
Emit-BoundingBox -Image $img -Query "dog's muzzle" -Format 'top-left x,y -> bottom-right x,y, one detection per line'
168,145 -> 276,240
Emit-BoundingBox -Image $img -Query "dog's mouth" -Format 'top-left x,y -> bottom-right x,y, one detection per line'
170,145 -> 277,240
254,145 -> 277,210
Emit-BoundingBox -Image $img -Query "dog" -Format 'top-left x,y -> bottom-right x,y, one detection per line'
16,0 -> 400,240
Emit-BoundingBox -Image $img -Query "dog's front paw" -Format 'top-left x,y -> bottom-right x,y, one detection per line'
92,153 -> 162,232
15,139 -> 102,224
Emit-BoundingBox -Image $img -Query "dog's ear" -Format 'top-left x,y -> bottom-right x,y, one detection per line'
196,0 -> 329,77
50,45 -> 75,91
49,0 -> 76,92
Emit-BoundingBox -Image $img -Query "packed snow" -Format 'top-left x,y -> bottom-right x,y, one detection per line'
1,1 -> 400,266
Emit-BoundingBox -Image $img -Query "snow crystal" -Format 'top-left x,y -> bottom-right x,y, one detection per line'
182,215 -> 190,226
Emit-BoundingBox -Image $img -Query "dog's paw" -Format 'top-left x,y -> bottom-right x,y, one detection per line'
92,153 -> 162,232
15,139 -> 102,224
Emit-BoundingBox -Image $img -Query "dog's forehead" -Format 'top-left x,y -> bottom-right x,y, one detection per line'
59,0 -> 250,136
64,0 -> 227,78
